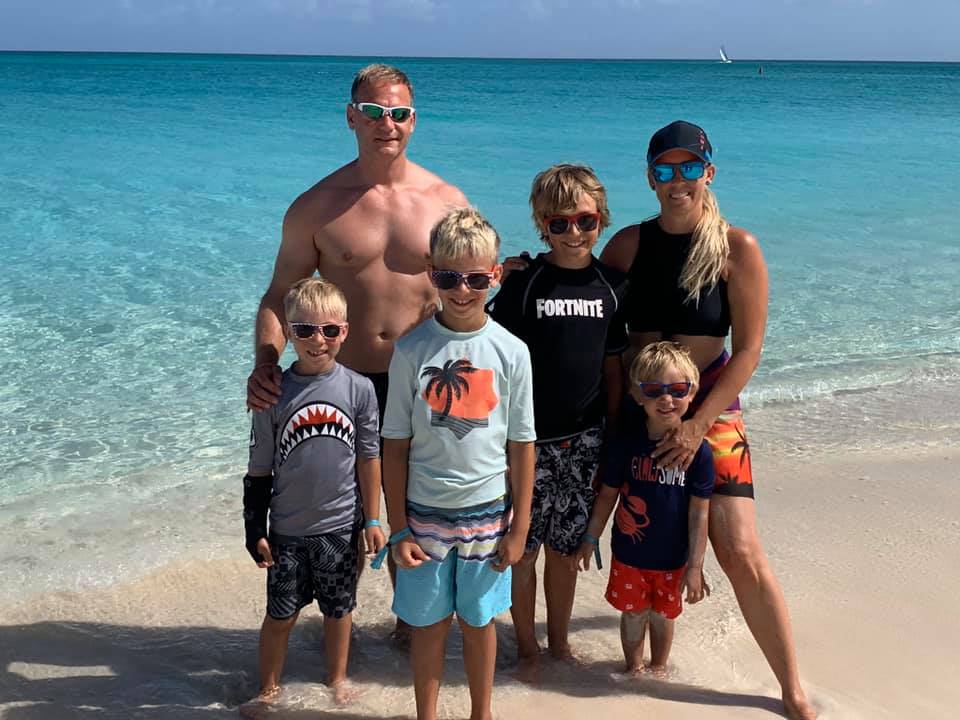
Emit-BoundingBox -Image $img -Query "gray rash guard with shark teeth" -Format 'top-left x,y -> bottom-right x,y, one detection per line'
248,363 -> 380,537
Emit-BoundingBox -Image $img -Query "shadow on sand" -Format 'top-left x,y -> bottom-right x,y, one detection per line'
0,615 -> 785,718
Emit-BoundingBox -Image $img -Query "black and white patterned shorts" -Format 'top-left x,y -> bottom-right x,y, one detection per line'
267,526 -> 360,620
525,426 -> 603,556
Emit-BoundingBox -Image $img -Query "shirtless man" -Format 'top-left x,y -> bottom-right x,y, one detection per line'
246,63 -> 467,649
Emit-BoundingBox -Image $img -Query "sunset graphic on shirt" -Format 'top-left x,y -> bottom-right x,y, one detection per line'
421,358 -> 498,439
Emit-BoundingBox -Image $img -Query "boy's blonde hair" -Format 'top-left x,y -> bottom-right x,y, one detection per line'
283,277 -> 348,323
351,64 -> 414,102
629,341 -> 700,391
529,164 -> 611,244
430,207 -> 500,266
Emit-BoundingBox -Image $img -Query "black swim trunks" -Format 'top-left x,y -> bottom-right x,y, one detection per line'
359,370 -> 389,430
267,525 -> 360,620
525,426 -> 603,556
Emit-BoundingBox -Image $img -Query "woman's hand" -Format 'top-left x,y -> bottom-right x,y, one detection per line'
652,418 -> 708,470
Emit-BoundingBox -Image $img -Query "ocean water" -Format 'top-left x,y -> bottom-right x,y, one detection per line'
1,53 -> 958,599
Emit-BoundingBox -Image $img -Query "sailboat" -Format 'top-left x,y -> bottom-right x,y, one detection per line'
719,46 -> 732,64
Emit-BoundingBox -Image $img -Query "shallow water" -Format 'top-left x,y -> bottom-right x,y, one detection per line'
1,53 -> 958,599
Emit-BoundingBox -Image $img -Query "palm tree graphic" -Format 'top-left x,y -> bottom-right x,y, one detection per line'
731,426 -> 751,476
421,359 -> 481,439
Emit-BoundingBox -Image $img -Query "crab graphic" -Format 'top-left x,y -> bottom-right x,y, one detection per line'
615,489 -> 650,543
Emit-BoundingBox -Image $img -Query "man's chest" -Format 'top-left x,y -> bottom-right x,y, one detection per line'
316,195 -> 439,273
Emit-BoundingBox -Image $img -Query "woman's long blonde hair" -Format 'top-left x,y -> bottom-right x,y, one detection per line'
680,187 -> 729,305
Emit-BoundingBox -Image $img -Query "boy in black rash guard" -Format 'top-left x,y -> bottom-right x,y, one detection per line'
486,164 -> 628,680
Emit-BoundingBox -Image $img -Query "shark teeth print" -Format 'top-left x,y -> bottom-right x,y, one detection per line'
278,401 -> 356,465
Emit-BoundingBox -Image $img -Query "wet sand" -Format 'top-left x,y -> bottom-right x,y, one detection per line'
2,447 -> 959,719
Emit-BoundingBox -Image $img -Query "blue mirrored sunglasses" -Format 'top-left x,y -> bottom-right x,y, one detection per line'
650,161 -> 707,183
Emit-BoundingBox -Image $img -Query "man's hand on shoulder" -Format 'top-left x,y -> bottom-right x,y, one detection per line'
501,250 -> 532,282
247,363 -> 283,411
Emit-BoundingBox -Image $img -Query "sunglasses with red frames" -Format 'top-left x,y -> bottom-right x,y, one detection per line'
544,212 -> 601,235
430,270 -> 496,291
637,381 -> 693,399
289,322 -> 346,340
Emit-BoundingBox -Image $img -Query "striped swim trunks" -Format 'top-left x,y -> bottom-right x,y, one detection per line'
406,496 -> 512,562
393,496 -> 513,627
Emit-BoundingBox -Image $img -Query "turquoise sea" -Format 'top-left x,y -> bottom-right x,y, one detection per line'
1,53 -> 958,598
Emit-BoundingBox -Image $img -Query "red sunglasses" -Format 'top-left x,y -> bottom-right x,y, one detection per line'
544,212 -> 601,235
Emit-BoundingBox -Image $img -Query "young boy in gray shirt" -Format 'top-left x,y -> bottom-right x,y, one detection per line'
241,278 -> 385,714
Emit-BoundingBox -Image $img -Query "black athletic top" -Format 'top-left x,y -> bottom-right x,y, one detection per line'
626,218 -> 730,338
486,254 -> 629,442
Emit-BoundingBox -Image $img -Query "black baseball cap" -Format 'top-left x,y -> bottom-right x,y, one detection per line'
646,121 -> 713,165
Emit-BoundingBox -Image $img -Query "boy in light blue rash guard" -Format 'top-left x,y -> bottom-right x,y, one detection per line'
380,208 -> 536,720
241,278 -> 385,715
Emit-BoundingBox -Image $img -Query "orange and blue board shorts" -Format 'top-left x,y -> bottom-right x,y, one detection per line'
692,352 -> 755,499
605,558 -> 686,619
705,410 -> 754,498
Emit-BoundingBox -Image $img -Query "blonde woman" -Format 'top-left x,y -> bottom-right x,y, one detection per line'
600,121 -> 816,720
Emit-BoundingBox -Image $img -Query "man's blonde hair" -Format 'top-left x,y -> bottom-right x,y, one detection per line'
283,277 -> 348,323
430,208 -> 500,266
629,341 -> 700,390
529,164 -> 611,244
351,64 -> 414,102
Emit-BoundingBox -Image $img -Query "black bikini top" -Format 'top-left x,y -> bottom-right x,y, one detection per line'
625,218 -> 730,338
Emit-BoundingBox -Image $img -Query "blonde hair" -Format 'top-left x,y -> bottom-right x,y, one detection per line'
629,341 -> 700,391
430,207 -> 500,266
680,187 -> 730,304
351,64 -> 414,102
529,164 -> 611,244
283,278 -> 347,323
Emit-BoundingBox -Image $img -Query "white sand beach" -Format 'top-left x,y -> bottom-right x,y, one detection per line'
3,436 -> 958,720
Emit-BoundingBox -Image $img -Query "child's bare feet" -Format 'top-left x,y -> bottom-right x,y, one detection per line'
647,663 -> 669,679
390,619 -> 412,652
331,679 -> 362,706
511,654 -> 542,686
784,691 -> 818,720
547,643 -> 585,665
239,685 -> 281,719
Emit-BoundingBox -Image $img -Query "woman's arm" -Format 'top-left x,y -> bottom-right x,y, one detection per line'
599,224 -> 640,273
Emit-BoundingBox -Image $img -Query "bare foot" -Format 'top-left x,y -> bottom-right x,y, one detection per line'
647,663 -> 669,679
331,679 -> 362,706
511,654 -> 541,686
784,691 -> 818,720
239,685 -> 281,719
547,644 -> 584,665
390,619 -> 412,652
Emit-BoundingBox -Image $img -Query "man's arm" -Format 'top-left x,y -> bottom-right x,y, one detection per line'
247,200 -> 321,410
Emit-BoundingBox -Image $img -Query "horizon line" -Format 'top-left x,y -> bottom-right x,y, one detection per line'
1,49 -> 958,64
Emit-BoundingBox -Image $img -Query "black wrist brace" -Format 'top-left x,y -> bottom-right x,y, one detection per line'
242,473 -> 272,562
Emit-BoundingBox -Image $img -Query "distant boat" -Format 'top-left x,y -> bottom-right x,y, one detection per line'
719,46 -> 732,64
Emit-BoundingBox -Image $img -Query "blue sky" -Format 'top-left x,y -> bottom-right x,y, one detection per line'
1,0 -> 957,61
